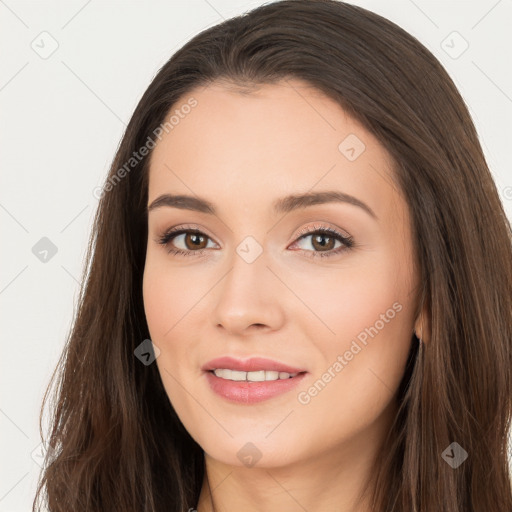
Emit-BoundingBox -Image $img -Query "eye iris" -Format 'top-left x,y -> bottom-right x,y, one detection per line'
312,233 -> 335,251
186,233 -> 207,250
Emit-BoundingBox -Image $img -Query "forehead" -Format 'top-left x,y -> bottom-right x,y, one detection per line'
147,79 -> 401,220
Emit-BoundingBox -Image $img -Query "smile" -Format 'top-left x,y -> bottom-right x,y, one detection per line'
211,369 -> 300,381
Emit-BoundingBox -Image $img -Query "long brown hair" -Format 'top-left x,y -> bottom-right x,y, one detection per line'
33,1 -> 512,510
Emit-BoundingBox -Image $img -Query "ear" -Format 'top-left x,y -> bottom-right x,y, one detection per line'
413,303 -> 431,345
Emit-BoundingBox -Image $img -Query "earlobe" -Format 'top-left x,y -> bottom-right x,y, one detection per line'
414,310 -> 431,345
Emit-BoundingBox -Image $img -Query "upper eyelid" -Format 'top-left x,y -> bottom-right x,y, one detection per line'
162,223 -> 345,236
294,223 -> 351,239
166,225 -> 219,245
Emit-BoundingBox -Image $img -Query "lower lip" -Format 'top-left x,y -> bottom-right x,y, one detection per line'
205,371 -> 307,404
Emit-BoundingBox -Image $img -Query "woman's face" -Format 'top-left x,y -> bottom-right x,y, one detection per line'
143,79 -> 420,469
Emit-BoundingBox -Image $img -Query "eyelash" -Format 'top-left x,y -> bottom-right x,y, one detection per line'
156,223 -> 354,259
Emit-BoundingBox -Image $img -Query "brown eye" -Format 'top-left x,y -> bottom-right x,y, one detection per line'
310,233 -> 337,251
183,232 -> 208,250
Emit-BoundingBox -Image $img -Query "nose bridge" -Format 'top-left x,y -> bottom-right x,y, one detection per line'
211,240 -> 284,333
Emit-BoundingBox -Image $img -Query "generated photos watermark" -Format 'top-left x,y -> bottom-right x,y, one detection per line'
93,97 -> 198,200
297,301 -> 403,405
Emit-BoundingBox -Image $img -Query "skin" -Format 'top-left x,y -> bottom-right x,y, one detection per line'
142,79 -> 429,512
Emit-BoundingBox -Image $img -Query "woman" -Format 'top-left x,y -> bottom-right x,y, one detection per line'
33,1 -> 512,511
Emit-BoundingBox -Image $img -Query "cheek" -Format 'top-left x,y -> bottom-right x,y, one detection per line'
142,254 -> 208,403
143,263 -> 172,336
142,252 -> 203,337
289,252 -> 411,348
292,253 -> 416,437
142,256 -> 187,387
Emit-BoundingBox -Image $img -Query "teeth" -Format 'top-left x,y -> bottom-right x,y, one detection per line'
212,369 -> 299,381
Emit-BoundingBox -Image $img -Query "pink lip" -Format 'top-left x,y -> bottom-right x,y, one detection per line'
205,371 -> 307,404
202,356 -> 308,404
202,356 -> 306,374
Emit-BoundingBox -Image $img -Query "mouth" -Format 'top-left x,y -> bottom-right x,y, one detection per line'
208,368 -> 304,381
202,356 -> 308,404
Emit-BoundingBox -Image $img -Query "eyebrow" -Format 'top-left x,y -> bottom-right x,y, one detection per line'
147,191 -> 377,219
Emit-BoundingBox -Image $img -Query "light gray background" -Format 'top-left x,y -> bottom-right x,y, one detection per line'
1,0 -> 511,510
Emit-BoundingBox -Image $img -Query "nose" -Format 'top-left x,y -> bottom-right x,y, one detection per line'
211,248 -> 285,336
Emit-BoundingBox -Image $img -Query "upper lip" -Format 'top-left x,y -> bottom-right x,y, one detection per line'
202,356 -> 307,374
